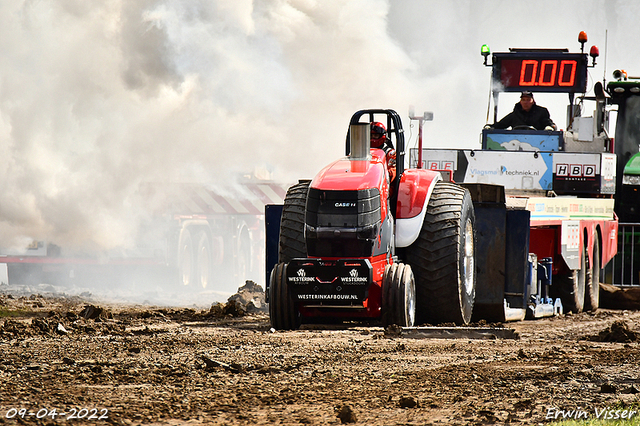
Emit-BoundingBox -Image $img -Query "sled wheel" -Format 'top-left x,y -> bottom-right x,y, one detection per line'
194,231 -> 211,290
279,181 -> 310,263
406,182 -> 476,325
382,263 -> 416,327
269,263 -> 300,330
178,228 -> 194,288
555,248 -> 587,313
584,236 -> 600,312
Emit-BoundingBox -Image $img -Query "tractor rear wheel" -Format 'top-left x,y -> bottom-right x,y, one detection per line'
269,181 -> 308,329
382,263 -> 416,327
584,236 -> 600,311
279,181 -> 310,263
406,182 -> 476,325
269,263 -> 300,330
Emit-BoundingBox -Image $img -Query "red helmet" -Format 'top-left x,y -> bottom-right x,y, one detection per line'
370,122 -> 387,147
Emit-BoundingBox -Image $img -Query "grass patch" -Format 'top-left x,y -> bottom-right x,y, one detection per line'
0,308 -> 32,318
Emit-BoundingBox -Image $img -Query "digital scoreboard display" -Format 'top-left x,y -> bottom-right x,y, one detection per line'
492,52 -> 588,93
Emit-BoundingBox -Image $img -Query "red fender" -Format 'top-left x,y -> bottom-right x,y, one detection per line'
395,169 -> 442,247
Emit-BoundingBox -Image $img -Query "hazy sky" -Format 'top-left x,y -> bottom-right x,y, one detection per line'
0,0 -> 637,251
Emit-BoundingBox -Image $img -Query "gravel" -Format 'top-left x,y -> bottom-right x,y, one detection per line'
1,290 -> 640,425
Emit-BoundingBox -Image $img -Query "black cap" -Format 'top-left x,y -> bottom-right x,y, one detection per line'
521,91 -> 534,98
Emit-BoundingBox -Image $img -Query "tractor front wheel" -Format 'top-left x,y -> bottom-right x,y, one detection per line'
269,263 -> 300,330
382,263 -> 416,327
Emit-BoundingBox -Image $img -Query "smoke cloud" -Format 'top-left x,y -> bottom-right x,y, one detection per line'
0,0 -> 639,255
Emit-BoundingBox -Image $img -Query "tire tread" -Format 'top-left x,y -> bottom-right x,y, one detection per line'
406,182 -> 475,325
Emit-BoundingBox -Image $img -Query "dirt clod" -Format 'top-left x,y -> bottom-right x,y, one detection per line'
81,304 -> 109,319
600,283 -> 640,310
227,280 -> 266,312
337,405 -> 357,423
588,320 -> 639,342
209,300 -> 246,317
398,396 -> 418,408
384,323 -> 403,337
62,357 -> 75,365
600,383 -> 617,393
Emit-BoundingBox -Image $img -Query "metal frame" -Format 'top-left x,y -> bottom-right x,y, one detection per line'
604,222 -> 640,286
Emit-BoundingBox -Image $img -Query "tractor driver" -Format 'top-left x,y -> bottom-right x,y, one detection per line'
490,91 -> 557,131
370,122 -> 397,182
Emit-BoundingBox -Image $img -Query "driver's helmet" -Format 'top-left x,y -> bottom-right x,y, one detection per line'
370,122 -> 387,148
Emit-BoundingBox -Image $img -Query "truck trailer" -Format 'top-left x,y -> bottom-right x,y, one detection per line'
1,178 -> 290,296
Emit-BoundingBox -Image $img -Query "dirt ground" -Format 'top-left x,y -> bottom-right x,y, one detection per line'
1,284 -> 640,426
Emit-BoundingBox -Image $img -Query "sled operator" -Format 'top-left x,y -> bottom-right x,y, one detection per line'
487,91 -> 557,131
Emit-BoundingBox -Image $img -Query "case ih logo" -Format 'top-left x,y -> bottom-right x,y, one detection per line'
335,202 -> 356,208
556,163 -> 596,178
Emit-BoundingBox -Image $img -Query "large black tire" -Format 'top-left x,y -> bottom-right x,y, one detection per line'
584,236 -> 601,312
269,263 -> 300,330
278,181 -> 310,263
382,263 -> 416,327
406,182 -> 476,325
268,181 -> 308,329
555,249 -> 587,313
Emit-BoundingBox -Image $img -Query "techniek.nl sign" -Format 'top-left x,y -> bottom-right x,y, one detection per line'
464,150 -> 552,190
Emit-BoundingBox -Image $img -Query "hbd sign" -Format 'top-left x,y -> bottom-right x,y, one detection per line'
555,163 -> 596,178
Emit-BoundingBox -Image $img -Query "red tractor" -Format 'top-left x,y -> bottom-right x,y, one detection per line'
266,109 -> 476,329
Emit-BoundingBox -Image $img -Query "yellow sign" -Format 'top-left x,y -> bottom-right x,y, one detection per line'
524,197 -> 615,221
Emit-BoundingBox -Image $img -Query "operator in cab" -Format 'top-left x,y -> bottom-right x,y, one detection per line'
489,91 -> 557,131
370,122 -> 397,182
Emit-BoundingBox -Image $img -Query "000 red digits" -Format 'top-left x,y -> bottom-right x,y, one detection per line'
519,59 -> 576,87
499,55 -> 585,91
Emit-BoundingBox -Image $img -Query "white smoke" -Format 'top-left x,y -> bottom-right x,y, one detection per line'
0,0 -> 639,254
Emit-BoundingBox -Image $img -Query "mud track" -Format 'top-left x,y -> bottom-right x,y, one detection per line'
1,290 -> 640,425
